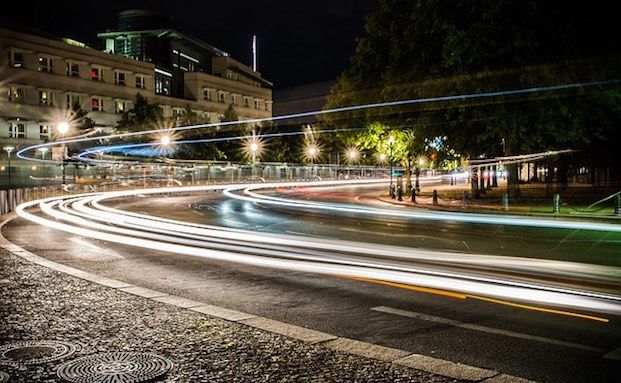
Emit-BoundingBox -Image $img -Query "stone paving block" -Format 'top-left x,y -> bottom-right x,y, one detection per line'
323,337 -> 411,362
119,286 -> 168,298
153,295 -> 204,308
189,305 -> 256,321
394,354 -> 497,381
240,317 -> 337,344
482,373 -> 538,383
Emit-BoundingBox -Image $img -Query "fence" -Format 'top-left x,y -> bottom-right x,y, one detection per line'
0,163 -> 394,215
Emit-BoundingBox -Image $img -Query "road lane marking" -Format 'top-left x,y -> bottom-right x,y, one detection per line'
468,295 -> 610,323
372,306 -> 605,352
0,218 -> 537,383
355,277 -> 611,323
351,276 -> 467,299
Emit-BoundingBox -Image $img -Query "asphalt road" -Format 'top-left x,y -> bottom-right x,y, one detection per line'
4,183 -> 621,382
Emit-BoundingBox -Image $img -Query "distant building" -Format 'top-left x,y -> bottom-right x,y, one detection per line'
98,10 -> 271,109
0,11 -> 272,154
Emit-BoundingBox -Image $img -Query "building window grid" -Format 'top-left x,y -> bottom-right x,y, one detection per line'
203,88 -> 212,101
38,56 -> 53,73
8,87 -> 24,103
135,75 -> 146,89
218,92 -> 226,103
114,71 -> 126,85
115,100 -> 126,114
91,67 -> 103,81
39,90 -> 53,106
9,51 -> 24,68
66,94 -> 81,109
92,96 -> 104,112
67,62 -> 80,77
9,122 -> 26,138
39,124 -> 50,139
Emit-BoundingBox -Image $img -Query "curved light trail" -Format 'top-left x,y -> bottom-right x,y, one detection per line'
16,79 -> 621,163
14,179 -> 621,318
224,183 -> 621,233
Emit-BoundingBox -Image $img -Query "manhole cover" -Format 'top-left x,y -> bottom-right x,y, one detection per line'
57,352 -> 173,383
0,371 -> 9,383
0,341 -> 77,365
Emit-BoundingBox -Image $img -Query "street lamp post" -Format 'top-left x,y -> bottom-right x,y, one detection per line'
3,146 -> 14,189
57,121 -> 70,185
388,135 -> 395,198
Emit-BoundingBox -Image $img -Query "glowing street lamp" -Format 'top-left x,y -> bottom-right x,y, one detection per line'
57,121 -> 70,135
347,148 -> 358,163
378,153 -> 387,164
160,135 -> 171,146
306,144 -> 320,165
3,146 -> 14,189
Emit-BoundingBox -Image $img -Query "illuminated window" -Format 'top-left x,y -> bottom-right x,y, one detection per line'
203,88 -> 212,101
91,67 -> 102,81
39,124 -> 50,139
92,96 -> 104,112
39,90 -> 53,106
9,122 -> 26,138
10,51 -> 24,68
8,87 -> 24,103
38,56 -> 53,72
231,94 -> 238,106
218,92 -> 225,103
115,100 -> 126,114
155,77 -> 170,95
254,99 -> 260,109
114,71 -> 126,85
67,62 -> 80,77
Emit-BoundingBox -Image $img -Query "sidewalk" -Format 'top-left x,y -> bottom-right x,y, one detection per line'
0,249 -> 461,382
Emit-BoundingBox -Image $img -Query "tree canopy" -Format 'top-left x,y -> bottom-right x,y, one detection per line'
324,0 -> 621,174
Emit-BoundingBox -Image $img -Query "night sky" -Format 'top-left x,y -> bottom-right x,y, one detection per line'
3,1 -> 376,89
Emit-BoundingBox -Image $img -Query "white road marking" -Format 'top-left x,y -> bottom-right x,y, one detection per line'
372,306 -> 604,352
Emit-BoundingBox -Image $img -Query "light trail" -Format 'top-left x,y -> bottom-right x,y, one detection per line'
223,183 -> 621,233
16,79 -> 621,163
75,128 -> 366,164
14,179 -> 621,318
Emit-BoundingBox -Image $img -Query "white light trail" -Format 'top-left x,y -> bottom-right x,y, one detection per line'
14,179 -> 621,316
17,79 -> 621,163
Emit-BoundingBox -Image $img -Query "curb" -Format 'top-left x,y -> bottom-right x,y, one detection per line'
0,213 -> 536,382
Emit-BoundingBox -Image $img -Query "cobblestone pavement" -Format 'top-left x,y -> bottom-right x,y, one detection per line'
0,250 -> 459,382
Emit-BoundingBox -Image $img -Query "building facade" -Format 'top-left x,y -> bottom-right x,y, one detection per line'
0,13 -> 272,154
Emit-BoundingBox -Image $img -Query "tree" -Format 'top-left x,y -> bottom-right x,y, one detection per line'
116,93 -> 164,132
325,0 -> 621,196
71,100 -> 95,131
